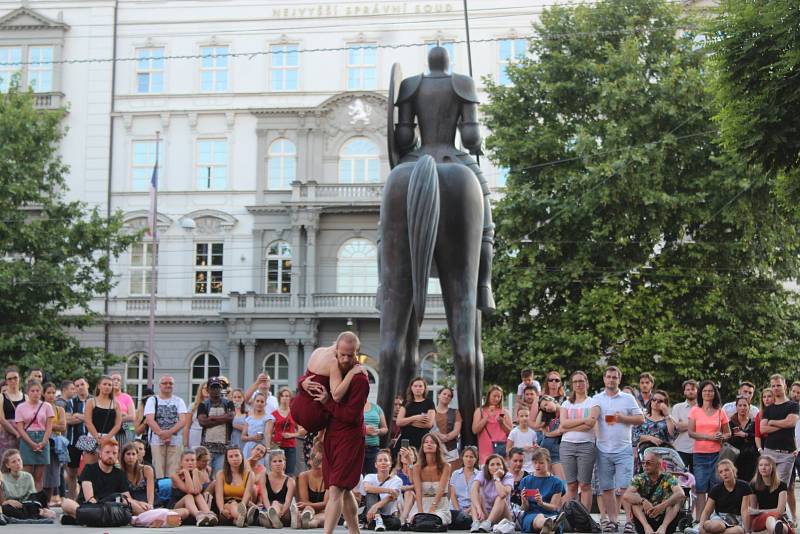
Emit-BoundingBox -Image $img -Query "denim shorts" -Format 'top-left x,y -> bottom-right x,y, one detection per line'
540,437 -> 561,463
596,449 -> 633,491
693,452 -> 719,493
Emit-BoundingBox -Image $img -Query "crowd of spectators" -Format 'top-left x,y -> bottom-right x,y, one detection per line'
0,363 -> 797,534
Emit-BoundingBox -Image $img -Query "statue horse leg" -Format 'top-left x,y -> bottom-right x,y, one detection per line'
433,163 -> 484,447
377,164 -> 416,441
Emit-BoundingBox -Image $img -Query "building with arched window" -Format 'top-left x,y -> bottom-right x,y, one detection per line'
23,0 -> 542,403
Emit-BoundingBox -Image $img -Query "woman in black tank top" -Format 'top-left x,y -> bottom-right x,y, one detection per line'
83,375 -> 122,463
0,367 -> 26,451
258,449 -> 296,527
294,446 -> 327,528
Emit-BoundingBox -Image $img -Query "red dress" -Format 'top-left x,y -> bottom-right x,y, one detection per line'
290,371 -> 330,434
322,372 -> 369,490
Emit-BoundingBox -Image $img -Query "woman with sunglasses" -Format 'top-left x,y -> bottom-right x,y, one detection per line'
632,390 -> 674,469
543,372 -> 565,404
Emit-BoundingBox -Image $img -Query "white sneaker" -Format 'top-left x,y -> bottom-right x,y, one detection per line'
684,528 -> 700,534
479,520 -> 493,532
471,520 -> 482,533
375,515 -> 386,532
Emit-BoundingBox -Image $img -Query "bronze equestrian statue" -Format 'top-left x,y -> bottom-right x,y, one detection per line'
377,46 -> 494,446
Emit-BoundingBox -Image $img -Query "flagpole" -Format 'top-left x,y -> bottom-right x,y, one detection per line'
147,131 -> 160,390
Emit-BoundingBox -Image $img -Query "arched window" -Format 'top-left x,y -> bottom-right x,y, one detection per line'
267,139 -> 296,190
421,352 -> 446,401
191,352 -> 221,399
125,352 -> 148,404
266,241 -> 292,294
262,352 -> 289,394
339,138 -> 379,183
337,238 -> 378,293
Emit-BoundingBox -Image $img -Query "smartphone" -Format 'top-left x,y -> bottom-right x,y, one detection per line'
401,438 -> 410,449
523,489 -> 540,499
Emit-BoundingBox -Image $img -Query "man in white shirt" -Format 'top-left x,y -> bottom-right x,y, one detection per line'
670,380 -> 698,473
721,381 -> 758,418
144,375 -> 189,478
593,366 -> 645,533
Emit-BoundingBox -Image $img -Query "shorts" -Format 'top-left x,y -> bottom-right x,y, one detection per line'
762,448 -> 795,485
67,445 -> 82,469
693,452 -> 719,493
521,511 -> 557,532
709,513 -> 741,527
596,449 -> 633,491
560,441 -> 596,484
633,513 -> 680,534
750,511 -> 781,532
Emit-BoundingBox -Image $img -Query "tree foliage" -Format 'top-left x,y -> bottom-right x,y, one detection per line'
711,0 -> 800,176
480,0 -> 800,399
0,83 -> 138,382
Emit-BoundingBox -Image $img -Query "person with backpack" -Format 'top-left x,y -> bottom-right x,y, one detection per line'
64,377 -> 91,499
518,449 -> 566,534
143,375 -> 189,479
198,377 -> 235,472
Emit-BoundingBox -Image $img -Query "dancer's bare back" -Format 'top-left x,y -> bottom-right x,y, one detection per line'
303,344 -> 366,402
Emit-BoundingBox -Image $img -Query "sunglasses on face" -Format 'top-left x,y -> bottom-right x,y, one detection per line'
548,378 -> 561,382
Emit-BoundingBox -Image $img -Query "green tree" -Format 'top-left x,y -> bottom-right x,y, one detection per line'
0,83 -> 138,383
712,0 -> 800,177
480,0 -> 800,399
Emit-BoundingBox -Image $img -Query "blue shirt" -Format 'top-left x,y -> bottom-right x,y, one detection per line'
519,475 -> 565,515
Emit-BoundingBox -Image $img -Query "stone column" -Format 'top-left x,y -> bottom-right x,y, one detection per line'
243,339 -> 256,387
305,212 -> 320,297
286,338 -> 300,387
290,222 -> 302,307
228,340 -> 240,387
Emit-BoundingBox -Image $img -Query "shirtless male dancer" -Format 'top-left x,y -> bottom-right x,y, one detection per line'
290,331 -> 366,434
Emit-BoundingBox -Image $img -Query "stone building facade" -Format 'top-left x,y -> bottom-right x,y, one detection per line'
2,0 -> 540,402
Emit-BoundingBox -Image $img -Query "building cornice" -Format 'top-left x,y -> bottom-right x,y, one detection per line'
0,6 -> 69,31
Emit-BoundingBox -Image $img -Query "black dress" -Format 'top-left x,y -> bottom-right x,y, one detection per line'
728,416 -> 757,482
398,398 -> 435,451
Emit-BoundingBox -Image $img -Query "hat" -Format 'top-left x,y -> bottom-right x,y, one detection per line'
207,376 -> 228,388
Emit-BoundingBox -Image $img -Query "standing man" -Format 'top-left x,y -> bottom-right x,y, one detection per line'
721,381 -> 758,418
64,377 -> 91,500
197,376 -> 234,472
312,332 -> 370,534
244,372 -> 279,414
593,366 -> 645,533
760,373 -> 799,522
671,379 -> 698,473
637,373 -> 655,409
144,375 -> 189,478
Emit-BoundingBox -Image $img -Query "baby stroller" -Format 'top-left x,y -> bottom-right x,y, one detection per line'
640,446 -> 695,532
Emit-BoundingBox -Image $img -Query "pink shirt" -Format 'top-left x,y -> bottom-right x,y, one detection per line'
15,401 -> 55,431
689,406 -> 729,453
116,392 -> 135,417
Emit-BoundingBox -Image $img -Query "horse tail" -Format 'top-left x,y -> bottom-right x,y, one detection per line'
407,155 -> 440,325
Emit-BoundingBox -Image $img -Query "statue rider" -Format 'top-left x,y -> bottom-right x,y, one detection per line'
392,46 -> 495,312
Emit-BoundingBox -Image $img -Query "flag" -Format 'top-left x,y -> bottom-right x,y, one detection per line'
147,143 -> 159,237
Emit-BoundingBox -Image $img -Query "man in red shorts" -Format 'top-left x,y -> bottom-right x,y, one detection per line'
312,334 -> 370,534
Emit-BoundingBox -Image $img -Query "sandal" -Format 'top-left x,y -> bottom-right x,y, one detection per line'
603,521 -> 619,533
624,522 -> 636,534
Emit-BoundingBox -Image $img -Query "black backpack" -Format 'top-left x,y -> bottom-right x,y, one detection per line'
562,500 -> 601,533
411,513 -> 448,532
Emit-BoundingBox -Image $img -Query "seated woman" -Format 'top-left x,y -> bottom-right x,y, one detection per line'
410,433 -> 452,528
394,445 -> 418,524
0,448 -> 55,520
470,453 -> 514,533
748,456 -> 789,534
699,460 -> 751,534
449,446 -> 479,530
120,442 -> 155,516
291,331 -> 365,434
518,449 -> 566,534
258,449 -> 296,528
363,449 -> 403,530
295,444 -> 328,529
214,445 -> 255,528
170,449 -> 218,526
